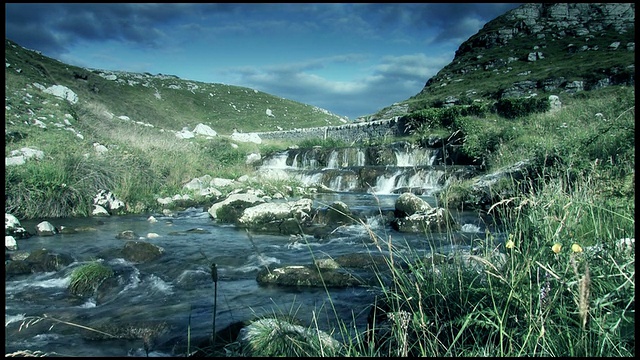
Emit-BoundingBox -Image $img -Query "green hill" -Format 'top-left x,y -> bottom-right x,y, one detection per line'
5,38 -> 348,135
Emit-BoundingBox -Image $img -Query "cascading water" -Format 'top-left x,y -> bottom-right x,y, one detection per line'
258,143 -> 449,195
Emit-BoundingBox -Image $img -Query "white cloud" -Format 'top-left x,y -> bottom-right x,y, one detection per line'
224,52 -> 452,118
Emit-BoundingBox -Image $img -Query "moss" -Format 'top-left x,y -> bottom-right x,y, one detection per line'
68,261 -> 114,297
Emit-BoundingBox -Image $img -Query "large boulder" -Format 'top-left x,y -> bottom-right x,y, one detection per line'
43,84 -> 78,104
192,123 -> 217,137
238,198 -> 313,235
5,248 -> 75,276
394,192 -> 432,217
208,193 -> 266,222
121,241 -> 164,263
391,192 -> 458,233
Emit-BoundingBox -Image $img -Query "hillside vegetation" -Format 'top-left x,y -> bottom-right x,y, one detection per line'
6,38 -> 337,219
4,39 -> 348,135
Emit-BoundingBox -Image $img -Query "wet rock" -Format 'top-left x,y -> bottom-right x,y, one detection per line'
116,230 -> 142,240
5,213 -> 31,239
256,264 -> 361,287
35,221 -> 57,236
121,241 -> 164,263
6,248 -> 75,276
208,193 -> 265,222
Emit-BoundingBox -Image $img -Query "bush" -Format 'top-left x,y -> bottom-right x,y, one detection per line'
493,97 -> 550,119
402,103 -> 490,134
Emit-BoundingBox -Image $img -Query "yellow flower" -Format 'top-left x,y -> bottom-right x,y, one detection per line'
552,243 -> 562,254
505,240 -> 515,249
571,243 -> 583,253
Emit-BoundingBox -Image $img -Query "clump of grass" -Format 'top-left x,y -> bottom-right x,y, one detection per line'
68,261 -> 114,297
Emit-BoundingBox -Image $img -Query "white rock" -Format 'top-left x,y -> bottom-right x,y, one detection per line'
231,132 -> 262,144
92,205 -> 110,216
193,123 -> 217,137
5,235 -> 17,250
246,153 -> 261,165
43,85 -> 78,104
5,213 -> 22,230
5,156 -> 25,166
36,221 -> 57,236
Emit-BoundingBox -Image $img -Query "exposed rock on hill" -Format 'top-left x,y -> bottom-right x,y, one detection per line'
374,3 -> 635,118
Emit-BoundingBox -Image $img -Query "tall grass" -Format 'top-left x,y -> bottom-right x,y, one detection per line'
227,159 -> 633,357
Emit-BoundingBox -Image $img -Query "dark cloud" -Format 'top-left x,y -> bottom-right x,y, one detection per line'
5,4 -> 219,57
6,3 -> 523,58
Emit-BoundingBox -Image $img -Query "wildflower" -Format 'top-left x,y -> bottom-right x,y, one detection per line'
571,243 -> 583,253
505,239 -> 515,249
552,243 -> 562,254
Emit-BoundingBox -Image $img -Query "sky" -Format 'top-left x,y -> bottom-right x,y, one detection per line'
5,3 -> 522,120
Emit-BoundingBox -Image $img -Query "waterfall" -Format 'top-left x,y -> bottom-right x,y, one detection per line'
356,149 -> 365,166
295,172 -> 324,187
395,148 -> 436,167
261,151 -> 291,169
328,173 -> 359,192
395,168 -> 445,195
258,144 -> 454,194
369,171 -> 402,195
326,151 -> 339,169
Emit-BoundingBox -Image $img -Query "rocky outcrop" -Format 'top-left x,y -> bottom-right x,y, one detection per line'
412,3 -> 635,109
439,154 -> 560,211
457,4 -> 634,54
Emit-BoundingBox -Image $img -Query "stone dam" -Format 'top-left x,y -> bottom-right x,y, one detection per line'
250,117 -> 409,143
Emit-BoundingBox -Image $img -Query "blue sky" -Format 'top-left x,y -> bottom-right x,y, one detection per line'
5,3 -> 522,119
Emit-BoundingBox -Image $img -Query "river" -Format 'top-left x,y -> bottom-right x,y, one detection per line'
5,192 -> 494,356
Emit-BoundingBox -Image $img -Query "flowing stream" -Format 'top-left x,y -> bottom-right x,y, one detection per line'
6,143 -> 491,356
5,192 -> 493,357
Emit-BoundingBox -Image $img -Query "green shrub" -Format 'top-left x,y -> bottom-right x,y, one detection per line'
493,96 -> 550,119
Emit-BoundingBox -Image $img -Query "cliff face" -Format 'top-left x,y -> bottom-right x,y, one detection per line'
455,3 -> 634,56
375,3 -> 635,118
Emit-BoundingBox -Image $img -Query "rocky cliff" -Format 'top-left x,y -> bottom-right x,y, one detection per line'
374,3 -> 635,118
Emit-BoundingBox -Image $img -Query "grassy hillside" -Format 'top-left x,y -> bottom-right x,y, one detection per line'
5,39 -> 347,135
6,38 -> 328,219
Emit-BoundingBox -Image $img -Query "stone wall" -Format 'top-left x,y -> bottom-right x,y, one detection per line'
252,117 -> 408,142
